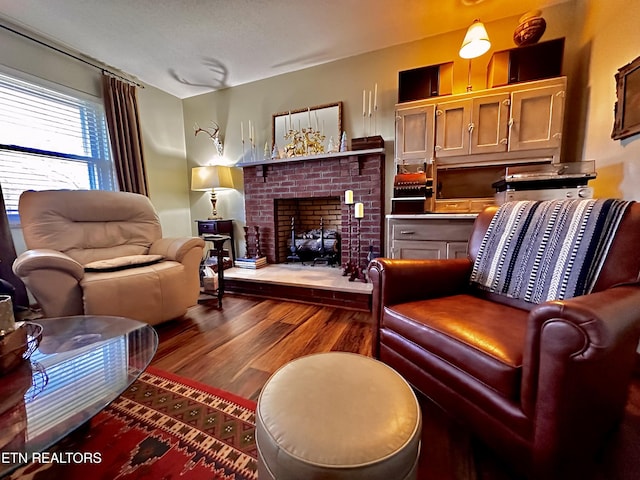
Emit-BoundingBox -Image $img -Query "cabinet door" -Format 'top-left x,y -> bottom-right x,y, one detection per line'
447,241 -> 469,259
435,99 -> 472,157
508,83 -> 565,151
391,240 -> 447,259
395,104 -> 436,163
470,93 -> 510,155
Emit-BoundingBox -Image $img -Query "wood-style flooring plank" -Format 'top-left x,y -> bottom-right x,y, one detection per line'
249,307 -> 352,373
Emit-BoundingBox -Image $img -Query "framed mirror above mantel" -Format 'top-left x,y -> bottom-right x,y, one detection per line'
272,102 -> 342,158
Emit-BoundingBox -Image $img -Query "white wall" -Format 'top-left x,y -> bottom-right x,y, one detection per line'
137,85 -> 192,237
577,0 -> 640,199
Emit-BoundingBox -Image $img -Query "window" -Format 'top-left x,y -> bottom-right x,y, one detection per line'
0,70 -> 116,223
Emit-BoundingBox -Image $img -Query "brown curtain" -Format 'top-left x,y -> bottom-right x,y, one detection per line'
102,74 -> 149,195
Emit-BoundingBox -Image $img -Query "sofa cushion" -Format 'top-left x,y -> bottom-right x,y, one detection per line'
382,294 -> 528,400
84,254 -> 164,272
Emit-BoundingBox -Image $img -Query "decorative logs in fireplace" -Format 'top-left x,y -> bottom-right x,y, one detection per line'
287,217 -> 340,266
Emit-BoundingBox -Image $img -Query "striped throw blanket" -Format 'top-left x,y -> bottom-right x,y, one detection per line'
470,199 -> 632,304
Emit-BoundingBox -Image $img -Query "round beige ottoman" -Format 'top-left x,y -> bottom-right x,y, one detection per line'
256,352 -> 422,479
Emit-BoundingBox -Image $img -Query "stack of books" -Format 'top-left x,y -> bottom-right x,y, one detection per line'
234,256 -> 268,269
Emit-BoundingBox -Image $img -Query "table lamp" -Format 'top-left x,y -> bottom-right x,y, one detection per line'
191,165 -> 234,219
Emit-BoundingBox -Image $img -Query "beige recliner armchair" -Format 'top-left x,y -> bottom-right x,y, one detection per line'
13,190 -> 205,325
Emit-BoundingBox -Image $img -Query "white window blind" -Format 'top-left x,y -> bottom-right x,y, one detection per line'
26,336 -> 129,441
0,70 -> 116,222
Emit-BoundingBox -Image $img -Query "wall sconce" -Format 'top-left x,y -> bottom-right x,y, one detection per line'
459,19 -> 491,91
191,165 -> 234,219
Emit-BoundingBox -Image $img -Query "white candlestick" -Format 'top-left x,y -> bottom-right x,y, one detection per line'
354,202 -> 364,219
374,83 -> 378,110
241,121 -> 244,142
248,120 -> 252,141
315,110 -> 319,131
289,110 -> 292,130
308,107 -> 311,127
368,90 -> 372,116
345,190 -> 354,205
362,89 -> 366,116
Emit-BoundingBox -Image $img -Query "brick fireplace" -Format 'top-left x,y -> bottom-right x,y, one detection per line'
240,150 -> 385,266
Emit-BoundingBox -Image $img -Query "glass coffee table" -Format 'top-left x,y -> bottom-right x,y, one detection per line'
0,315 -> 158,476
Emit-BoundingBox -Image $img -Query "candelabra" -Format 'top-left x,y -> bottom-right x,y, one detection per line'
254,225 -> 262,258
243,226 -> 250,258
349,217 -> 367,283
342,203 -> 354,276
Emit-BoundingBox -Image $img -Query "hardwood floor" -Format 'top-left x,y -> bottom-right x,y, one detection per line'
152,294 -> 640,480
152,294 -> 372,400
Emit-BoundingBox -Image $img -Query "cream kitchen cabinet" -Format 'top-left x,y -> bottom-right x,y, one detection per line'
434,92 -> 510,157
395,77 -> 567,166
386,215 -> 476,259
395,103 -> 436,166
508,82 -> 565,151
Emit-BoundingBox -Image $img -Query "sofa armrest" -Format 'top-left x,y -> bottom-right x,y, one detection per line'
368,257 -> 473,306
368,257 -> 473,351
13,249 -> 84,280
521,286 -> 640,471
149,237 -> 205,263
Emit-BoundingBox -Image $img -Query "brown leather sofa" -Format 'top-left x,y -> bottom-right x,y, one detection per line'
13,190 -> 205,325
369,201 -> 640,478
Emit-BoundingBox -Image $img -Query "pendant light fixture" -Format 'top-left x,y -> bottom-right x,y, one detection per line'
459,19 -> 491,91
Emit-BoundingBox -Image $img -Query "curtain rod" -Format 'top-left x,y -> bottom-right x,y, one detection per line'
1,23 -> 143,88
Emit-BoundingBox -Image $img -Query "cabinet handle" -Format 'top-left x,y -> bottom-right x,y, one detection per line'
436,109 -> 443,116
468,122 -> 474,132
500,138 -> 508,144
400,230 -> 416,235
502,99 -> 511,106
508,118 -> 514,128
553,132 -> 562,139
435,145 -> 442,151
556,90 -> 565,98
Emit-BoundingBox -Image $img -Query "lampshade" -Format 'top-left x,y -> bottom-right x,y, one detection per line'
459,20 -> 491,59
191,165 -> 234,191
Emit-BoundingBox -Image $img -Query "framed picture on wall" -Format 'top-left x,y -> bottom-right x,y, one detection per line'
612,55 -> 640,140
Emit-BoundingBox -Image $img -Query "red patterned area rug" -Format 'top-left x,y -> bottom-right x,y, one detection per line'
9,366 -> 258,480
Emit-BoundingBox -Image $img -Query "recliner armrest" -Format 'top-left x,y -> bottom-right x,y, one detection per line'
13,249 -> 84,280
149,237 -> 205,263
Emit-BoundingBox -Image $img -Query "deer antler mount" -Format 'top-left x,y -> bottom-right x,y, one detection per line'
194,121 -> 224,156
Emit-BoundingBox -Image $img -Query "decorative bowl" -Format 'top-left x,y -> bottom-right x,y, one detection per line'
514,11 -> 547,46
0,322 -> 43,375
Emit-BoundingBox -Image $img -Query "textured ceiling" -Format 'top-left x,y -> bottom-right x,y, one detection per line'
0,0 -> 570,99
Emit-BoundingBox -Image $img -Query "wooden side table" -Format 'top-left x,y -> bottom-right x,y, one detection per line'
201,234 -> 230,308
196,219 -> 235,261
